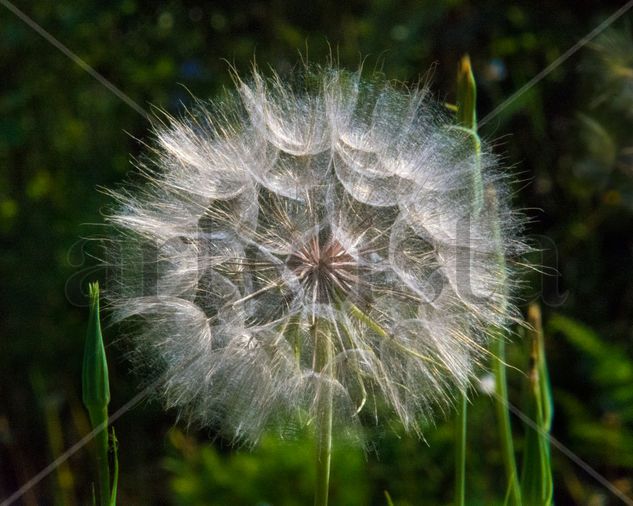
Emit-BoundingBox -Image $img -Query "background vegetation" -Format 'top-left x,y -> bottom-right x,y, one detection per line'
2,0 -> 633,504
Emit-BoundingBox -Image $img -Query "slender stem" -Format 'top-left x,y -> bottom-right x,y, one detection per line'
453,55 -> 475,506
493,336 -> 522,505
488,186 -> 522,506
457,54 -> 521,505
109,428 -> 119,506
314,321 -> 333,506
89,408 -> 111,506
455,393 -> 467,506
314,397 -> 333,506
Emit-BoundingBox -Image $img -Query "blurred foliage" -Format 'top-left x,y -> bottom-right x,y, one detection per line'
164,429 -> 369,506
2,0 -> 633,504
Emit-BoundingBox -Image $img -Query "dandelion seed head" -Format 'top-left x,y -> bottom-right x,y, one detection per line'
105,65 -> 525,444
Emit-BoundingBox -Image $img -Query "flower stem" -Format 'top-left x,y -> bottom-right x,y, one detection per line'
455,393 -> 467,506
91,409 -> 111,506
454,55 -> 476,506
488,187 -> 522,506
314,395 -> 333,506
493,336 -> 522,505
314,321 -> 333,506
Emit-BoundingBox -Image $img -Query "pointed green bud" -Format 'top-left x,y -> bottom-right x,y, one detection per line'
82,282 -> 111,412
455,54 -> 483,216
521,303 -> 554,506
82,281 -> 112,506
457,54 -> 477,129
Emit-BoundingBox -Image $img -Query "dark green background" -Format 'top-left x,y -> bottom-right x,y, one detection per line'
2,1 -> 633,504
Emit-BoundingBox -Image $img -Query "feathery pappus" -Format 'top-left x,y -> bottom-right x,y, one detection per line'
105,65 -> 524,444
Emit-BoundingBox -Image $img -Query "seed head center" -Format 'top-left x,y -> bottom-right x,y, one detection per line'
287,236 -> 357,300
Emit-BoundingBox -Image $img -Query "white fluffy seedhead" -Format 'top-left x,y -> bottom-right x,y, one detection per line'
105,65 -> 525,444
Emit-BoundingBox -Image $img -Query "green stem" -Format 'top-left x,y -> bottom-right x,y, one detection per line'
455,393 -> 467,506
89,408 -> 111,506
109,428 -> 119,506
314,321 -> 333,506
452,56 -> 474,506
488,186 -> 522,506
456,53 -> 521,505
314,398 -> 332,506
493,336 -> 522,506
